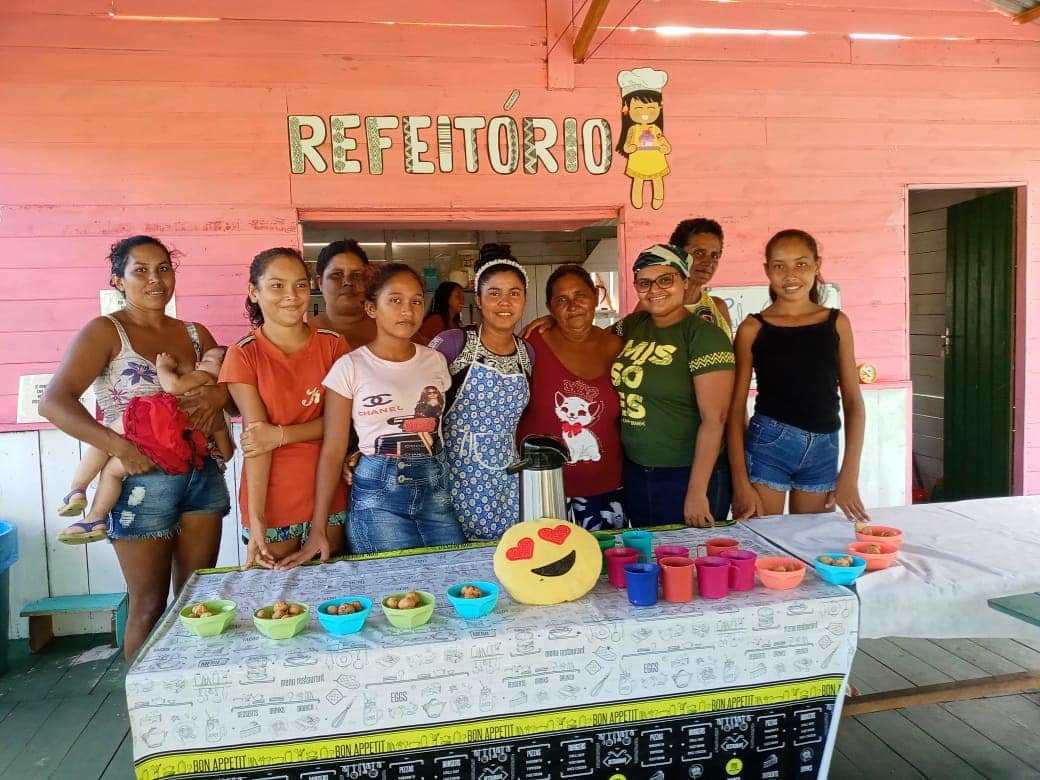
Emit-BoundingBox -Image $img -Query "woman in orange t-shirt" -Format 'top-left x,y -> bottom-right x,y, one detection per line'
220,248 -> 349,569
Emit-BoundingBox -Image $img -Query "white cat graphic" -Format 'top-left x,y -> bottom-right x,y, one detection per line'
555,391 -> 602,463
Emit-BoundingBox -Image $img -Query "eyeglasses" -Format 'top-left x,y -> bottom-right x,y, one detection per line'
634,272 -> 679,293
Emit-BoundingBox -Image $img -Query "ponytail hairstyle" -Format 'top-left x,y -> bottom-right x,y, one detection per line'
764,229 -> 824,304
474,243 -> 528,294
245,247 -> 308,328
108,235 -> 177,291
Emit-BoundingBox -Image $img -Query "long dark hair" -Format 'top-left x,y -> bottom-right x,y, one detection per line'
425,281 -> 464,328
764,229 -> 823,304
615,89 -> 664,157
245,247 -> 308,327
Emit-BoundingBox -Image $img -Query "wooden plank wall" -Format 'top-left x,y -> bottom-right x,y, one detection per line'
0,0 -> 1037,626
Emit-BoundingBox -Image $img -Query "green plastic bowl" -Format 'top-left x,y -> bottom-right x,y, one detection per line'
179,599 -> 237,637
252,603 -> 309,640
381,591 -> 435,629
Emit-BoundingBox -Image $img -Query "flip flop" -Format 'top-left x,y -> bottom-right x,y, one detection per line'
57,520 -> 107,545
57,489 -> 89,517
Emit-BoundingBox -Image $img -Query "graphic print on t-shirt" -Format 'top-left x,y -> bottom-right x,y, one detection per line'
372,385 -> 445,457
554,380 -> 602,463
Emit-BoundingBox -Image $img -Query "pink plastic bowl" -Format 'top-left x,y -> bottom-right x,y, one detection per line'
847,541 -> 899,571
854,525 -> 903,548
754,556 -> 806,590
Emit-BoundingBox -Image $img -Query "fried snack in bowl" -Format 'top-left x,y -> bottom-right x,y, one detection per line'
179,599 -> 237,637
847,541 -> 899,571
854,525 -> 903,548
754,557 -> 806,590
382,591 -> 435,629
317,597 -> 372,636
814,553 -> 867,585
253,602 -> 309,639
447,581 -> 500,619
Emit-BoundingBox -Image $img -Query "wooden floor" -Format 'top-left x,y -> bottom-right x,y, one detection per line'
0,634 -> 1038,779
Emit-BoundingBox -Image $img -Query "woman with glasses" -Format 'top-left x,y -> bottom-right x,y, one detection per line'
612,244 -> 735,528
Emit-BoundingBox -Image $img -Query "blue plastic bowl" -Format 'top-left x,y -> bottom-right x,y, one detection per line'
446,581 -> 500,619
813,554 -> 867,586
316,597 -> 372,636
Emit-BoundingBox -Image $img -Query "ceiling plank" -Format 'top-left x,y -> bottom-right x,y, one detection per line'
1012,4 -> 1040,25
573,0 -> 612,64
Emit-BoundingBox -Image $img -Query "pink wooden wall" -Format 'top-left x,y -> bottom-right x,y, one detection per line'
1,0 -> 1039,483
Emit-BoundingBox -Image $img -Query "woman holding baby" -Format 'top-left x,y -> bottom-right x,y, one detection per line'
517,264 -> 626,529
40,236 -> 231,658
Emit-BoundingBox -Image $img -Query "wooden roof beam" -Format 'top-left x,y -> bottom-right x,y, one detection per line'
573,0 -> 612,64
1012,4 -> 1040,25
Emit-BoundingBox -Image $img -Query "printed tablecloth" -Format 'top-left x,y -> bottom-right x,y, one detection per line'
127,525 -> 858,780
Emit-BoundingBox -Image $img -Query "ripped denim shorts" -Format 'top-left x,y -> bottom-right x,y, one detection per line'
107,457 -> 230,540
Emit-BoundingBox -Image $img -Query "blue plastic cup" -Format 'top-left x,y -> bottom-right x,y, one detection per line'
621,530 -> 653,563
624,563 -> 660,606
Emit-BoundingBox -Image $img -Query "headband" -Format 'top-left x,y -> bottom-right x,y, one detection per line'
474,258 -> 529,288
633,243 -> 690,278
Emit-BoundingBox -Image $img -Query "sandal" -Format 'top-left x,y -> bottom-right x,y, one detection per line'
57,489 -> 89,517
57,520 -> 107,545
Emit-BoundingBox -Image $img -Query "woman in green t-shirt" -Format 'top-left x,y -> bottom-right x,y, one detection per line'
611,244 -> 735,528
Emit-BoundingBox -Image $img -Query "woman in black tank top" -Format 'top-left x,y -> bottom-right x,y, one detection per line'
726,230 -> 870,524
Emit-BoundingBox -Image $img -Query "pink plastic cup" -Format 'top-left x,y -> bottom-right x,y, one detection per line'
703,537 -> 739,557
659,556 -> 696,602
721,549 -> 757,591
605,547 -> 639,589
694,555 -> 731,599
654,545 -> 690,560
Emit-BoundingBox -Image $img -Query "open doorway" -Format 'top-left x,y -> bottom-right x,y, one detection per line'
908,187 -> 1023,502
300,218 -> 621,330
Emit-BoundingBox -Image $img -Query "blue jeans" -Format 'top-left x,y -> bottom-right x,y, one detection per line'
622,459 -> 690,527
108,457 -> 229,540
348,453 -> 465,554
708,453 -> 734,525
745,413 -> 839,493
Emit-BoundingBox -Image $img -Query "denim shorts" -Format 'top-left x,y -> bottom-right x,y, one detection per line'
240,510 -> 347,544
108,457 -> 230,540
745,413 -> 839,493
348,453 -> 465,554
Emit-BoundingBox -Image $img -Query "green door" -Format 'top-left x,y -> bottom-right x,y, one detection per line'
943,189 -> 1015,500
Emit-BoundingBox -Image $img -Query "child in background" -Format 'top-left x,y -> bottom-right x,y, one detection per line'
727,229 -> 869,524
56,346 -> 233,545
284,263 -> 465,565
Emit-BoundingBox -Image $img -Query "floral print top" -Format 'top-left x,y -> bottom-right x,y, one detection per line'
93,315 -> 200,426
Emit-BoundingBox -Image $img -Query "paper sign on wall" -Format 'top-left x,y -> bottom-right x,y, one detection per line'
708,283 -> 841,325
100,289 -> 176,317
17,374 -> 95,424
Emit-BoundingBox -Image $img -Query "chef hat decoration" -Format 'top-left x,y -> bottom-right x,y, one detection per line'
617,67 -> 668,97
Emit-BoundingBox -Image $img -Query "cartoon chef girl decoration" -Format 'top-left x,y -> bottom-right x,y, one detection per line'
616,67 -> 671,210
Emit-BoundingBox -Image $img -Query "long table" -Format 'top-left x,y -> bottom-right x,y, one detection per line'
127,525 -> 858,780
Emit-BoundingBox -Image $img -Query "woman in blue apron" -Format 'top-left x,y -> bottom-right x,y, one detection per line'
430,244 -> 533,540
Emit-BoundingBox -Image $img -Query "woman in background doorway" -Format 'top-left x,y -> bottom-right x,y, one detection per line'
310,239 -> 376,348
420,281 -> 464,342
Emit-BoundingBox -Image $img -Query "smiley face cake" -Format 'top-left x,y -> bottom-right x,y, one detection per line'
493,519 -> 601,605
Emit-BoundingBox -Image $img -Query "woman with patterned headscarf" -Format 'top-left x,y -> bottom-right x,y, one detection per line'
611,244 -> 735,528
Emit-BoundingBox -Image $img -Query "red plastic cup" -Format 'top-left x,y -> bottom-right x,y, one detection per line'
659,556 -> 695,602
704,537 -> 739,557
654,545 -> 690,560
721,549 -> 757,591
694,555 -> 731,599
605,547 -> 639,589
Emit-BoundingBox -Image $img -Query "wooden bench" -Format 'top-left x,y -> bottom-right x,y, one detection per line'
20,592 -> 128,652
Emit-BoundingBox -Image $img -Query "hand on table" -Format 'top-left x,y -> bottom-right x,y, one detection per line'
828,474 -> 870,524
277,529 -> 330,570
731,484 -> 764,521
683,492 -> 715,528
